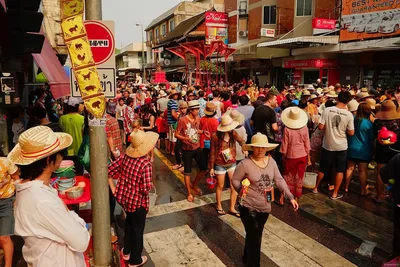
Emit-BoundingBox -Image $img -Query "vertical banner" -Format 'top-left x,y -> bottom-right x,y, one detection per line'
205,12 -> 228,45
60,0 -> 106,118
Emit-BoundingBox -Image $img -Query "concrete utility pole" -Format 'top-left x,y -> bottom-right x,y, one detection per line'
136,23 -> 146,83
85,0 -> 112,266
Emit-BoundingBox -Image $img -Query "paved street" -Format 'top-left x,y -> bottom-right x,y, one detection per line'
114,148 -> 393,267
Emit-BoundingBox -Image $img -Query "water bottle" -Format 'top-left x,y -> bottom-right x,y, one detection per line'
115,148 -> 120,158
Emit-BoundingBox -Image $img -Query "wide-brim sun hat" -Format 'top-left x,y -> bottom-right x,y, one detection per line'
357,92 -> 372,100
363,98 -> 376,110
307,85 -> 315,91
179,101 -> 188,109
187,100 -> 200,110
169,90 -> 181,99
125,130 -> 159,158
308,94 -> 321,102
289,85 -> 295,91
8,126 -> 73,166
281,107 -> 308,129
302,90 -> 311,96
327,91 -> 338,98
204,102 -> 217,116
159,90 -> 167,97
347,99 -> 359,112
217,115 -> 239,132
226,109 -> 245,127
376,100 -> 400,120
243,133 -> 279,152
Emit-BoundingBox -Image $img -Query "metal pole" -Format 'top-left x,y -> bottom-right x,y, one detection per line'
141,25 -> 146,83
85,1 -> 112,266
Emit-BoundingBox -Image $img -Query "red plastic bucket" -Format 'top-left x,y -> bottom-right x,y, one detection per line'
206,177 -> 217,190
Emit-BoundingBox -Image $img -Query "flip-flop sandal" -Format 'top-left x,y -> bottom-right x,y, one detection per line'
228,211 -> 240,218
128,256 -> 148,267
372,196 -> 383,204
216,208 -> 226,215
187,195 -> 194,202
330,194 -> 343,200
172,164 -> 183,170
121,248 -> 130,261
310,188 -> 319,194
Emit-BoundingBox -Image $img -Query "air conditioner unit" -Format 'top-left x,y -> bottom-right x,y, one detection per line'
239,30 -> 247,38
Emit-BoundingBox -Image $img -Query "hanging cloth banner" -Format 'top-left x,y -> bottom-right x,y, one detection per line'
59,0 -> 106,118
166,46 -> 188,60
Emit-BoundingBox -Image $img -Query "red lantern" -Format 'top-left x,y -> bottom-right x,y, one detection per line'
378,127 -> 397,145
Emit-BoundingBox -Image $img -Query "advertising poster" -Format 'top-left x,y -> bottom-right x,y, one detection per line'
340,0 -> 400,41
205,12 -> 228,45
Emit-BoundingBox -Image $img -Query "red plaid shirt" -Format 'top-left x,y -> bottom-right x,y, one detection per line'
108,154 -> 153,212
106,114 -> 123,153
123,106 -> 135,134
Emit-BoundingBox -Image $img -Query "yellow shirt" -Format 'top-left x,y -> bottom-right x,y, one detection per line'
0,157 -> 18,198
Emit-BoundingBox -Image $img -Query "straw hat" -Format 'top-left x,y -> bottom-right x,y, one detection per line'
169,90 -> 180,99
243,133 -> 279,151
357,92 -> 372,100
289,85 -> 295,91
307,84 -> 315,91
8,126 -> 73,166
181,90 -> 187,97
187,100 -> 200,110
204,102 -> 216,116
179,101 -> 188,109
376,100 -> 400,120
364,98 -> 376,110
360,88 -> 369,93
347,99 -> 359,112
349,90 -> 356,96
326,91 -> 338,98
323,87 -> 331,94
281,107 -> 308,129
302,90 -> 311,96
226,109 -> 245,127
159,90 -> 167,97
328,85 -> 335,91
308,94 -> 321,102
125,130 -> 159,159
217,115 -> 239,132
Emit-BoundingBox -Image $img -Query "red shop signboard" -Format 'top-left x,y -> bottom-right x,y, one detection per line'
205,12 -> 228,25
284,59 -> 337,69
312,18 -> 336,30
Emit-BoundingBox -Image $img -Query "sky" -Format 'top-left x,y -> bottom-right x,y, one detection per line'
103,0 -> 184,49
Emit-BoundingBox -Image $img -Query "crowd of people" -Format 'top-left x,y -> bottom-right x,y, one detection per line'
1,79 -> 400,267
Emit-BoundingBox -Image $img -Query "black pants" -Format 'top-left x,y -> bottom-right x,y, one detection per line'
393,203 -> 400,257
109,187 -> 116,225
239,205 -> 269,267
175,139 -> 182,165
202,148 -> 210,168
123,207 -> 147,265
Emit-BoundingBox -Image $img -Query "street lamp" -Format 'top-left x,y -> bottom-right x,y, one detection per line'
136,23 -> 146,83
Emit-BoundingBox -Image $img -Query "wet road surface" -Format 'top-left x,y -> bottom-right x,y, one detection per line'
114,148 -> 393,267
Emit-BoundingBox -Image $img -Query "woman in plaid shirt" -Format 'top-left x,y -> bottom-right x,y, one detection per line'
108,130 -> 159,267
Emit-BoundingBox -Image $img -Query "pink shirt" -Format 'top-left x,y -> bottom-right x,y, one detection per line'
280,126 -> 310,159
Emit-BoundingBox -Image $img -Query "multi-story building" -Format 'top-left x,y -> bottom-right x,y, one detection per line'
226,0 -> 340,86
116,43 -> 147,77
145,0 -> 224,68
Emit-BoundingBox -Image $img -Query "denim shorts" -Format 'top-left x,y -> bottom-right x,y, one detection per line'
214,164 -> 236,175
0,196 -> 15,236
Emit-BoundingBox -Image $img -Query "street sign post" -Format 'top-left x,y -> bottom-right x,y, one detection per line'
70,68 -> 116,97
70,20 -> 116,98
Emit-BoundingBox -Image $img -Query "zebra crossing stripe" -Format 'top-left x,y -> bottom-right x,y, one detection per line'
144,225 -> 225,266
220,214 -> 356,267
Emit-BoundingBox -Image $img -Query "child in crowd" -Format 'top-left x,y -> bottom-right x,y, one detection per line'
156,111 -> 168,149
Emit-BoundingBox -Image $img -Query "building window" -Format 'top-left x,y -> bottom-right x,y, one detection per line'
169,20 -> 175,31
296,0 -> 312,16
148,31 -> 153,41
155,28 -> 159,39
263,6 -> 276,25
161,24 -> 166,36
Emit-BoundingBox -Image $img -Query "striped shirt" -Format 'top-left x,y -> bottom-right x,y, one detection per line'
167,99 -> 178,125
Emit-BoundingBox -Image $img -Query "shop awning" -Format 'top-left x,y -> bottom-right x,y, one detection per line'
257,36 -> 339,48
32,32 -> 70,99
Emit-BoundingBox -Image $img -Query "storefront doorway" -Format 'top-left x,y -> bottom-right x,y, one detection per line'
303,70 -> 319,84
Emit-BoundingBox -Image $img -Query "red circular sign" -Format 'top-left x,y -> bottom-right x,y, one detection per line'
84,21 -> 115,65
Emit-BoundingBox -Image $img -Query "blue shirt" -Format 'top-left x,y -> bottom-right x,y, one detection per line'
348,118 -> 374,161
167,99 -> 178,125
